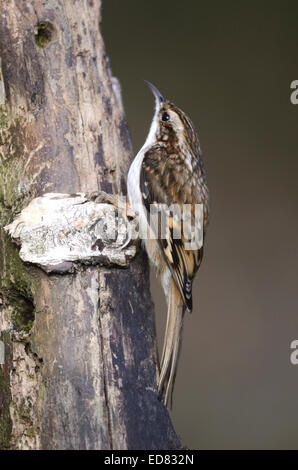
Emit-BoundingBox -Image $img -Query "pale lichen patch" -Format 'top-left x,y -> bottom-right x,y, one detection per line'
5,193 -> 136,273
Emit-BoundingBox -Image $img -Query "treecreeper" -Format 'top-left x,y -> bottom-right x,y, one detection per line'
127,80 -> 209,407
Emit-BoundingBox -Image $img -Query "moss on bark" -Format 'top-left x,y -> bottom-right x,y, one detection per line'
0,103 -> 36,448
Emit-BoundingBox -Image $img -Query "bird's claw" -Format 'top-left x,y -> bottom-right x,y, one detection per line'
87,190 -> 136,219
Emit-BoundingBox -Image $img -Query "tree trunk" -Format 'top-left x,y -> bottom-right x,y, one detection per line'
0,0 -> 181,450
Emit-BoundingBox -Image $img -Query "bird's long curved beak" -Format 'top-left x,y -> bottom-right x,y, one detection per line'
143,79 -> 165,103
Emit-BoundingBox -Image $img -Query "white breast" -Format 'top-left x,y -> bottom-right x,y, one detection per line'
127,149 -> 144,210
127,147 -> 149,245
127,101 -> 159,228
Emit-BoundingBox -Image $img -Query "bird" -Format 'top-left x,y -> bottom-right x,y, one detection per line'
127,80 -> 209,407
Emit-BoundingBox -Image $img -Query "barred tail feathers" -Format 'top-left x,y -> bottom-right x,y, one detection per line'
158,279 -> 185,407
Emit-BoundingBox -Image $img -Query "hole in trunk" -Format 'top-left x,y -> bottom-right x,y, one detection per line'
34,22 -> 55,48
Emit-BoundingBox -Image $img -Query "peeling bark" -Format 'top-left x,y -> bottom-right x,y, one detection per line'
0,0 -> 182,450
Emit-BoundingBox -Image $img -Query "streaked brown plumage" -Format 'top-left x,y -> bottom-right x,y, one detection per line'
127,80 -> 209,406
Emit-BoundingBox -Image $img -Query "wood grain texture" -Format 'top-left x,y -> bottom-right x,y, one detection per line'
0,0 -> 181,449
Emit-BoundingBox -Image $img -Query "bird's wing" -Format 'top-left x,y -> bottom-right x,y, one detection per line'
140,147 -> 203,311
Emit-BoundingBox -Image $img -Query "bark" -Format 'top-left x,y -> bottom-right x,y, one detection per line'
0,0 -> 182,450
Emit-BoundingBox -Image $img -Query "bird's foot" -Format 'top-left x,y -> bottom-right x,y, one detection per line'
87,190 -> 136,219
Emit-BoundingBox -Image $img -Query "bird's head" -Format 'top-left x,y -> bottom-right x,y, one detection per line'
143,79 -> 200,154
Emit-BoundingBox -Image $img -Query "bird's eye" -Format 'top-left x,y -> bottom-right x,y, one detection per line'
162,112 -> 170,122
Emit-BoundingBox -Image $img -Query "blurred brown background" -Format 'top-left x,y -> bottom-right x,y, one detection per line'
103,0 -> 298,449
